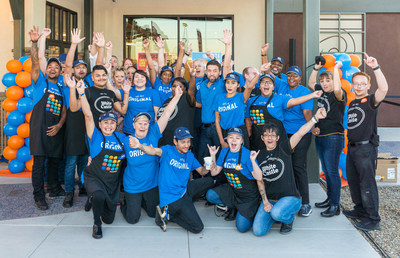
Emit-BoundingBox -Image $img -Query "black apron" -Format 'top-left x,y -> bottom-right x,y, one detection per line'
64,80 -> 90,155
30,79 -> 64,158
249,94 -> 287,151
213,148 -> 260,221
84,133 -> 125,209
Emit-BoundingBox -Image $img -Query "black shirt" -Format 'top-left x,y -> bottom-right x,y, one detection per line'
315,84 -> 347,136
85,86 -> 117,124
256,139 -> 300,200
347,94 -> 379,143
156,93 -> 195,147
240,86 -> 261,99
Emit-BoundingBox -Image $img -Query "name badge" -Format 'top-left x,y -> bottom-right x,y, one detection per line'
235,164 -> 242,171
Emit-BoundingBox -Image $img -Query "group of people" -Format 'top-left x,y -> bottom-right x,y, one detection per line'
27,25 -> 388,239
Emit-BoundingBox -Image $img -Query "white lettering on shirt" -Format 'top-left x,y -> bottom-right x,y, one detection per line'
347,106 -> 365,130
218,102 -> 238,112
169,159 -> 189,170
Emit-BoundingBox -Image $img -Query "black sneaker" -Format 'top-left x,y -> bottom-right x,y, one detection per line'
92,224 -> 103,239
35,199 -> 49,210
298,204 -> 312,217
48,188 -> 66,199
315,198 -> 330,208
321,205 -> 340,217
62,192 -> 74,208
224,208 -> 237,221
280,221 -> 294,234
155,205 -> 167,232
78,187 -> 87,197
85,196 -> 92,212
354,220 -> 381,231
342,209 -> 363,220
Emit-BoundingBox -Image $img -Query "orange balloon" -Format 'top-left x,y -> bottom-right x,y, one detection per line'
26,158 -> 33,171
15,72 -> 31,88
7,135 -> 25,149
17,123 -> 30,138
3,146 -> 18,160
340,79 -> 351,94
25,111 -> 32,123
6,60 -> 23,73
327,67 -> 342,78
22,58 -> 32,73
6,86 -> 24,101
349,54 -> 361,67
347,92 -> 356,106
323,54 -> 335,68
6,111 -> 10,118
343,129 -> 348,154
2,98 -> 18,112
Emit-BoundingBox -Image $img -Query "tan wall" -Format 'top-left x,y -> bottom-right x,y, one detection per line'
93,0 -> 266,73
0,2 -> 14,92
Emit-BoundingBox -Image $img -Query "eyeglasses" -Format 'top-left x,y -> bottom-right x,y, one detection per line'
260,81 -> 274,85
263,134 -> 277,139
353,83 -> 368,88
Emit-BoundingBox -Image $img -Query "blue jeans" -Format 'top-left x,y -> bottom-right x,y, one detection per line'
253,196 -> 301,236
198,125 -> 220,165
206,189 -> 252,233
315,134 -> 344,206
64,154 -> 89,192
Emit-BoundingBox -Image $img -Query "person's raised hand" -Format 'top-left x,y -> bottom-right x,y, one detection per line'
207,144 -> 220,156
334,60 -> 342,69
261,43 -> 269,55
64,75 -> 76,89
105,41 -> 113,50
121,79 -> 131,94
71,28 -> 85,45
312,90 -> 323,98
29,26 -> 42,42
250,150 -> 260,162
363,53 -> 379,69
260,63 -> 271,74
142,38 -> 150,50
315,107 -> 327,120
218,29 -> 233,45
154,36 -> 164,49
315,61 -> 324,70
174,84 -> 183,97
76,79 -> 85,95
41,28 -> 52,38
95,32 -> 105,48
188,62 -> 195,77
179,41 -> 185,52
206,51 -> 214,60
186,43 -> 193,56
129,136 -> 141,149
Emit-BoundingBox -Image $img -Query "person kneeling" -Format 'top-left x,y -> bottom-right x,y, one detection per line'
129,127 -> 213,233
253,108 -> 327,236
206,127 -> 262,233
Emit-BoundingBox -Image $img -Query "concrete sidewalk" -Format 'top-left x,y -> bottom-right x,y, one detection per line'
0,182 -> 378,258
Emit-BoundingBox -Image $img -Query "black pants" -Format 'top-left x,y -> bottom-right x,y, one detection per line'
167,177 -> 214,234
92,190 -> 117,226
32,155 -> 61,201
120,186 -> 159,224
288,133 -> 311,205
346,143 -> 380,222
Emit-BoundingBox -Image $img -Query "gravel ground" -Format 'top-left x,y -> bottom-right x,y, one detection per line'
340,185 -> 400,258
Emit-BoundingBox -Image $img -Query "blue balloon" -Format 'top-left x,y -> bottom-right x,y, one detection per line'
19,56 -> 30,64
9,159 -> 25,173
2,73 -> 17,87
336,53 -> 351,68
339,152 -> 347,180
320,67 -> 327,73
3,123 -> 18,136
16,97 -> 33,114
7,110 -> 25,126
17,146 -> 32,162
343,105 -> 348,130
24,85 -> 34,99
25,137 -> 30,147
342,66 -> 360,82
333,53 -> 341,59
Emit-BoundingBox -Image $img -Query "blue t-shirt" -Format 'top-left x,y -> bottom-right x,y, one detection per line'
245,94 -> 291,122
214,93 -> 246,129
62,74 -> 93,109
88,127 -> 127,158
153,77 -> 172,104
121,87 -> 162,134
216,147 -> 256,180
195,77 -> 206,92
123,124 -> 162,193
274,77 -> 288,95
196,77 -> 226,123
33,72 -> 65,106
158,145 -> 201,207
281,85 -> 313,134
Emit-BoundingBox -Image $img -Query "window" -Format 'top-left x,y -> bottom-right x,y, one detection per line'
45,2 -> 77,58
124,15 -> 233,69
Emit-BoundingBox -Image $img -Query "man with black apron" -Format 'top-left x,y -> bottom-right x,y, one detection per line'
28,26 -> 67,210
344,54 -> 388,231
206,127 -> 262,232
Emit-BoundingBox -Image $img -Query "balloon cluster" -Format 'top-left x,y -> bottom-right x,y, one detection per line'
320,53 -> 361,183
2,57 -> 34,173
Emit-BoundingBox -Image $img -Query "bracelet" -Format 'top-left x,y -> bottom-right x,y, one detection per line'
313,67 -> 319,71
261,54 -> 267,56
311,116 -> 318,123
80,93 -> 85,96
372,65 -> 381,71
31,40 -> 38,43
184,52 -> 190,56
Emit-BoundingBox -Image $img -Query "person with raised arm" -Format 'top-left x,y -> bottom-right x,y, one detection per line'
253,108 -> 327,236
342,53 -> 388,231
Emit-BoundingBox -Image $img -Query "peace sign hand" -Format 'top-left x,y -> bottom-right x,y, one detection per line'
29,26 -> 42,42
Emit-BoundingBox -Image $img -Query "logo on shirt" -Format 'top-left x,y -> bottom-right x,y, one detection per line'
218,102 -> 238,113
102,154 -> 123,173
157,103 -> 178,121
347,106 -> 365,130
259,157 -> 285,182
94,96 -> 113,113
101,141 -> 123,151
129,96 -> 151,102
250,109 -> 265,125
169,159 -> 189,170
224,172 -> 243,189
158,85 -> 172,94
46,94 -> 62,116
317,96 -> 331,113
129,143 -> 154,157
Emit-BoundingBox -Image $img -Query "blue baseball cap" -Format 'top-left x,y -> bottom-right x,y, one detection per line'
72,59 -> 88,68
227,127 -> 243,137
160,66 -> 174,76
58,53 -> 67,63
271,57 -> 284,65
133,112 -> 151,122
224,72 -> 240,82
174,127 -> 193,140
222,55 -> 234,61
259,73 -> 275,84
287,66 -> 302,76
99,112 -> 117,122
47,57 -> 62,69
